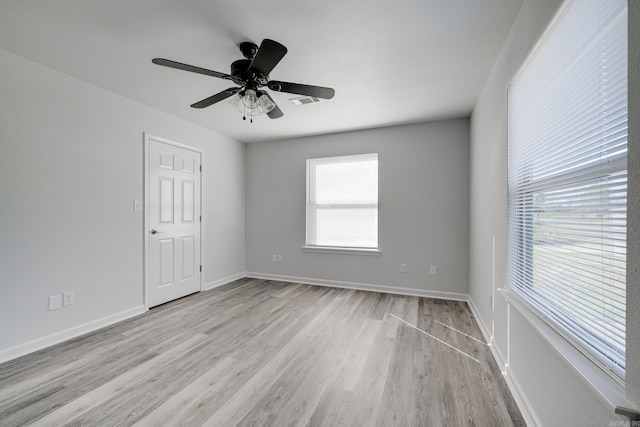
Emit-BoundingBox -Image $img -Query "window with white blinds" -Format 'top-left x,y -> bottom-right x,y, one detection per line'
507,0 -> 627,381
306,154 -> 378,249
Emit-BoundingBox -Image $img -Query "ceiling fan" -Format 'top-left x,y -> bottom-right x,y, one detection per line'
152,39 -> 335,121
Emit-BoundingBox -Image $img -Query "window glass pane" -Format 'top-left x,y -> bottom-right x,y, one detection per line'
315,160 -> 378,205
528,175 -> 627,367
315,208 -> 378,248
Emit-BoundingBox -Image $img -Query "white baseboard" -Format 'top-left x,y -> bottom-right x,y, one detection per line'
467,296 -> 540,427
504,364 -> 543,427
202,272 -> 246,291
467,297 -> 493,345
0,305 -> 146,364
245,271 -> 469,302
490,343 -> 541,427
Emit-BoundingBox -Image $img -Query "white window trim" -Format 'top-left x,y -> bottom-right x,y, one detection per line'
305,153 -> 379,251
301,245 -> 382,256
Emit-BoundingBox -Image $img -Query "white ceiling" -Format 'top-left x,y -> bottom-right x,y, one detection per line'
0,0 -> 523,143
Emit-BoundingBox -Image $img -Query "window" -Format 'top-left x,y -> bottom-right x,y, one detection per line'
507,0 -> 627,382
305,153 -> 378,250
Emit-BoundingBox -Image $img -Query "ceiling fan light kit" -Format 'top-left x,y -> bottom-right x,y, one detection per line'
152,39 -> 334,122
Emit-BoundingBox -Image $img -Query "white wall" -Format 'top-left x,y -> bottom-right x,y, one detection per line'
469,0 -> 640,425
246,119 -> 469,299
0,49 -> 245,360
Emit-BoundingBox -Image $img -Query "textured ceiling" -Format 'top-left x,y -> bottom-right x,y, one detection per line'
0,0 -> 523,143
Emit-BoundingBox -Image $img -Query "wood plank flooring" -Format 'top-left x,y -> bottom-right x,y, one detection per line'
0,278 -> 525,426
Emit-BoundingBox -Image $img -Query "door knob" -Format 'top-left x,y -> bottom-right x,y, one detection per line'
151,229 -> 159,234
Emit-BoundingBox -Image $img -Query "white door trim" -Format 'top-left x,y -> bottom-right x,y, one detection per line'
143,132 -> 203,309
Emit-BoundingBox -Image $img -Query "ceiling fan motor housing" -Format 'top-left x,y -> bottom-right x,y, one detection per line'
231,58 -> 268,88
231,59 -> 251,80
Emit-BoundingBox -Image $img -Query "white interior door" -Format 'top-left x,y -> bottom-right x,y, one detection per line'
146,135 -> 201,307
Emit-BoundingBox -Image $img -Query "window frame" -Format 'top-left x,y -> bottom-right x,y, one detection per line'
304,153 -> 380,254
506,0 -> 627,387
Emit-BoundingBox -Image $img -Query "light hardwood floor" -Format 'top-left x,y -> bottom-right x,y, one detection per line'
0,278 -> 525,426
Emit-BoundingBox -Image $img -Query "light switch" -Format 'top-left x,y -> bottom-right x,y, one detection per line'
133,200 -> 142,211
48,295 -> 62,311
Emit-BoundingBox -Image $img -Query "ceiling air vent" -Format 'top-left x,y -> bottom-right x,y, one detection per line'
289,96 -> 321,106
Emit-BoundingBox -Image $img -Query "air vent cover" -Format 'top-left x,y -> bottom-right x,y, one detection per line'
289,96 -> 321,106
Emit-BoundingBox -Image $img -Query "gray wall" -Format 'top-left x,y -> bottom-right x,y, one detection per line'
0,49 -> 246,359
469,0 -> 639,425
246,119 -> 469,298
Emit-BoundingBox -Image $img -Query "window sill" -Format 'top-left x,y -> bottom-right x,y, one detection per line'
301,245 -> 382,256
498,288 -> 631,412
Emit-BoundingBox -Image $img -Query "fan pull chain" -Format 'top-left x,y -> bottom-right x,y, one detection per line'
242,103 -> 253,123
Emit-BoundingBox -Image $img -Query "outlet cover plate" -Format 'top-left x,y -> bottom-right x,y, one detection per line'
63,290 -> 75,306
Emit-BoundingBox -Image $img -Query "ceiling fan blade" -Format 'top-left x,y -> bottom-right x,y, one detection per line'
190,88 -> 240,109
152,58 -> 233,80
267,81 -> 335,99
248,39 -> 288,76
258,90 -> 283,119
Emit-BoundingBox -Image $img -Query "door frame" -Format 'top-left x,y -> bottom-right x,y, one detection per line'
143,132 -> 203,309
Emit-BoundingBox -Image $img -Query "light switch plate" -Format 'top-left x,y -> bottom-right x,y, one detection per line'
48,295 -> 62,311
133,200 -> 142,211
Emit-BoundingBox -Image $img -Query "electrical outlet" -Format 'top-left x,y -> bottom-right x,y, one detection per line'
429,265 -> 437,276
272,254 -> 277,263
400,263 -> 407,273
277,254 -> 283,263
63,290 -> 75,306
48,295 -> 62,311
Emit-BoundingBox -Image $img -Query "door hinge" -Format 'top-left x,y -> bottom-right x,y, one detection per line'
200,165 -> 202,172
199,265 -> 202,272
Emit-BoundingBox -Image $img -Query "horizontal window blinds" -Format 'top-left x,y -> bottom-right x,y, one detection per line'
306,154 -> 378,248
507,0 -> 627,381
